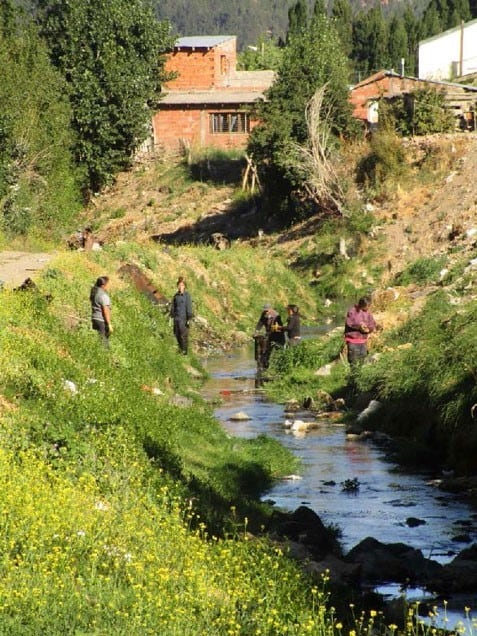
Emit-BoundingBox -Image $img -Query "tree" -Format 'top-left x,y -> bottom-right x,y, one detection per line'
287,0 -> 308,42
0,2 -> 80,236
237,35 -> 283,71
35,0 -> 173,195
248,12 -> 353,219
331,0 -> 353,58
387,15 -> 408,73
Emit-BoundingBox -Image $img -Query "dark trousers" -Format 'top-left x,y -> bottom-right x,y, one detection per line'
92,319 -> 110,347
174,320 -> 189,354
347,342 -> 367,366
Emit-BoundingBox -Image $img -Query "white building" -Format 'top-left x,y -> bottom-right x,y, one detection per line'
419,18 -> 477,81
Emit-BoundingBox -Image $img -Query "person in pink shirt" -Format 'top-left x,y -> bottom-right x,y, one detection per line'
344,296 -> 376,366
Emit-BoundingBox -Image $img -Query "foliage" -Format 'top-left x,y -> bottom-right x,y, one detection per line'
394,255 -> 447,285
381,89 -> 456,137
0,249 -> 340,632
356,291 -> 477,474
237,35 -> 283,71
34,0 -> 174,196
0,5 -> 81,237
154,0 -> 315,49
248,10 -> 354,221
421,0 -> 472,39
267,331 -> 348,402
356,129 -> 408,191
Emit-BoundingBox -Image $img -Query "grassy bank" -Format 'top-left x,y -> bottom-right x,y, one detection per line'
0,246 -> 348,633
262,250 -> 477,477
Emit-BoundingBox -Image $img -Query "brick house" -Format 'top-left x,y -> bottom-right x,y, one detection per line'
349,70 -> 477,130
152,36 -> 274,152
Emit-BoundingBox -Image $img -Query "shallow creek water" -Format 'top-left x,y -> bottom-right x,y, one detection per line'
202,344 -> 477,623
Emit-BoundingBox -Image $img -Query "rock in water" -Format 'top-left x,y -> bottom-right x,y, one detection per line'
229,411 -> 251,421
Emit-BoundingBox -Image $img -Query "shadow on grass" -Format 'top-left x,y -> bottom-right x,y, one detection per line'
151,195 -> 268,245
188,155 -> 246,185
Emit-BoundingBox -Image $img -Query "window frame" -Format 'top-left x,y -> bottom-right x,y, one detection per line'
209,111 -> 250,134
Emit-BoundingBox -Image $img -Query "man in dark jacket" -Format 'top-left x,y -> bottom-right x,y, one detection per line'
254,303 -> 285,369
170,277 -> 193,354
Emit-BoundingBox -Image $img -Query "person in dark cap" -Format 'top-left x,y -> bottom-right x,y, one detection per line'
254,303 -> 285,369
170,277 -> 193,354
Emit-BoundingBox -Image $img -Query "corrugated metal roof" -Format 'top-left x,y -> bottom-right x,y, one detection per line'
159,90 -> 266,105
174,36 -> 235,49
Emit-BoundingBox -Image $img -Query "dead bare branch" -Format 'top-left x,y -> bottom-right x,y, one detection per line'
291,85 -> 343,213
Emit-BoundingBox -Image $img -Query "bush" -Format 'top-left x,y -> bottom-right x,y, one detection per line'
394,255 -> 447,285
380,88 -> 455,137
357,129 -> 408,190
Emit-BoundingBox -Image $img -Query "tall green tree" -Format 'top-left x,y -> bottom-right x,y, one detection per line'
352,7 -> 390,79
403,4 -> 419,75
0,2 -> 80,235
35,0 -> 173,195
248,11 -> 353,219
387,15 -> 408,73
331,0 -> 353,58
287,0 -> 308,41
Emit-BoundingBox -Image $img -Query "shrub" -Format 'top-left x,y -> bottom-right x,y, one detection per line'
394,255 -> 447,285
357,129 -> 408,190
380,88 -> 456,136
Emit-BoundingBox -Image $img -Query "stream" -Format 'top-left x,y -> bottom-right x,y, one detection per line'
202,344 -> 477,625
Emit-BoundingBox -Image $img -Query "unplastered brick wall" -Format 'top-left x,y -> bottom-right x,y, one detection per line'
164,39 -> 238,90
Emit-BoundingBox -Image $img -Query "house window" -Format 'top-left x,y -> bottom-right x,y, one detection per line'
210,112 -> 250,133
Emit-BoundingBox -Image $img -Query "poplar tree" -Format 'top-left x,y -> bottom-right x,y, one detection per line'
35,0 -> 173,195
0,1 -> 80,235
287,0 -> 308,41
331,0 -> 353,58
387,15 -> 408,73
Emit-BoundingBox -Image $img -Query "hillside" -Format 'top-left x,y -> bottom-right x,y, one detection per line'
154,0 -> 299,48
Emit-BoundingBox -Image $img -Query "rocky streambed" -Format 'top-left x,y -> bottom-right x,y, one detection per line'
202,345 -> 477,625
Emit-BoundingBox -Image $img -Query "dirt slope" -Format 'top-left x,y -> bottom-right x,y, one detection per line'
0,252 -> 53,288
371,134 -> 477,277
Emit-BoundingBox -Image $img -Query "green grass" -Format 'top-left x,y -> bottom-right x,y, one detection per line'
0,249 -> 339,634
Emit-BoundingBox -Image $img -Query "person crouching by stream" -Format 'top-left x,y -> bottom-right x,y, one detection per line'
90,276 -> 112,346
254,303 -> 286,369
170,277 -> 193,355
344,296 -> 376,367
283,304 -> 301,346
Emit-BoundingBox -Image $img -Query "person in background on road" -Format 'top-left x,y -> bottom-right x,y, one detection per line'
283,304 -> 301,346
344,296 -> 376,366
90,276 -> 112,346
254,303 -> 285,368
170,276 -> 193,354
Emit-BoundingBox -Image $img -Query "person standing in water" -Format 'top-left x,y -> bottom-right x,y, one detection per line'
170,277 -> 193,354
254,303 -> 285,369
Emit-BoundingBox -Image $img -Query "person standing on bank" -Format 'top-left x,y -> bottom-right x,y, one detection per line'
283,304 -> 301,346
90,276 -> 112,346
170,277 -> 193,354
344,296 -> 376,366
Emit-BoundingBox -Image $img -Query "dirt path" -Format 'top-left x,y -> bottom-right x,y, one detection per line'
0,252 -> 53,288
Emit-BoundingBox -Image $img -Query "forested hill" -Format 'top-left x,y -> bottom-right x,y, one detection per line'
153,0 -> 311,47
